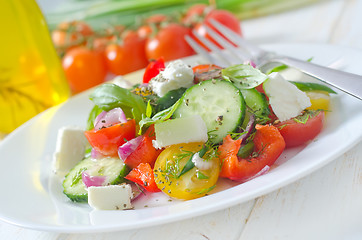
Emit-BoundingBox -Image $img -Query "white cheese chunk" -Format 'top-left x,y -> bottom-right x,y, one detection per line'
264,72 -> 311,122
153,115 -> 208,149
149,60 -> 194,97
53,126 -> 88,173
88,184 -> 133,210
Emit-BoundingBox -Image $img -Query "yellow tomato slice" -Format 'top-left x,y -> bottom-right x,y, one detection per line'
154,142 -> 219,200
306,91 -> 331,111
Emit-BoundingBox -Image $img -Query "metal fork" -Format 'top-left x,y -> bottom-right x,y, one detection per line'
185,19 -> 362,101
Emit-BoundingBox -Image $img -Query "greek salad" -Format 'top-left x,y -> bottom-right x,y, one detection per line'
53,57 -> 336,210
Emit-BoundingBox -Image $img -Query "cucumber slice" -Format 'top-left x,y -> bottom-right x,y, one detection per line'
240,88 -> 270,123
63,157 -> 129,202
173,80 -> 245,144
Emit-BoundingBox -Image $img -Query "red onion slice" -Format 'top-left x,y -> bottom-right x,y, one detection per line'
244,60 -> 256,68
118,136 -> 143,160
94,107 -> 127,130
91,148 -> 106,159
82,170 -> 109,188
238,114 -> 256,143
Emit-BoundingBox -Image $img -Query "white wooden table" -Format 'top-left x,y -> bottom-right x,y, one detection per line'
2,0 -> 362,239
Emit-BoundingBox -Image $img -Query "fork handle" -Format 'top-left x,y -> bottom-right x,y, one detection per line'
273,56 -> 362,100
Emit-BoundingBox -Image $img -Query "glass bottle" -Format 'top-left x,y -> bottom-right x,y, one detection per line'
0,0 -> 70,134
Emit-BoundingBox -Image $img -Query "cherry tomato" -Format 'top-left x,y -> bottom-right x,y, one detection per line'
124,125 -> 162,169
145,23 -> 196,62
192,64 -> 221,74
192,64 -> 222,83
125,163 -> 161,192
274,110 -> 325,148
182,4 -> 208,26
137,14 -> 169,39
52,21 -> 93,49
145,14 -> 169,24
143,57 -> 165,83
193,9 -> 242,49
154,142 -> 219,200
84,119 -> 136,156
62,46 -> 107,94
219,124 -> 285,181
137,25 -> 153,39
105,30 -> 148,75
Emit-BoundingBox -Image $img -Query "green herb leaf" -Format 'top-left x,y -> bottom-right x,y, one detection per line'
294,110 -> 320,124
289,81 -> 337,94
266,64 -> 288,74
196,185 -> 216,195
222,64 -> 268,89
138,98 -> 181,134
178,153 -> 195,178
71,167 -> 86,187
196,171 -> 209,180
89,83 -> 147,123
146,101 -> 153,118
86,105 -> 103,130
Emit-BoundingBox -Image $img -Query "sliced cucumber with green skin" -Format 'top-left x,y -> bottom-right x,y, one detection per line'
240,88 -> 270,123
63,157 -> 129,202
173,79 -> 245,144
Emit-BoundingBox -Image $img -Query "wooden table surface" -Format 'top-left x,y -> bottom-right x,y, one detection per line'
2,0 -> 362,239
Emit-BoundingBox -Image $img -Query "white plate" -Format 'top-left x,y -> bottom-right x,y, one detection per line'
0,43 -> 361,233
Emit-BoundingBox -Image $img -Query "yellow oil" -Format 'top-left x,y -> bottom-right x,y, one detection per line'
0,0 -> 70,134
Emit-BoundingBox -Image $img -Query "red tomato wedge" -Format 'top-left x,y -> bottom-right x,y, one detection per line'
84,119 -> 136,156
125,163 -> 161,192
219,124 -> 285,181
124,125 -> 162,169
275,111 -> 325,148
143,58 -> 165,84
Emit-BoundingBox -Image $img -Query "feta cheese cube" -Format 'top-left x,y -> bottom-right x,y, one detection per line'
53,126 -> 88,173
264,72 -> 311,122
149,60 -> 194,97
153,115 -> 208,148
88,184 -> 133,210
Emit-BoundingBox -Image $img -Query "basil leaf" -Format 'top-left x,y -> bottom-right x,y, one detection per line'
222,64 -> 267,89
289,81 -> 337,94
89,83 -> 147,123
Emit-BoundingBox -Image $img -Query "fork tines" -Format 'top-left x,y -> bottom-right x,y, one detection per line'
185,19 -> 258,67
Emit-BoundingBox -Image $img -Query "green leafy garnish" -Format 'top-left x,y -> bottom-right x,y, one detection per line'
89,83 -> 147,123
71,167 -> 86,187
196,171 -> 209,180
178,153 -> 195,178
138,99 -> 181,134
146,101 -> 153,118
196,185 -> 216,195
294,110 -> 320,124
222,64 -> 268,89
266,64 -> 288,74
289,81 -> 337,94
86,105 -> 103,130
